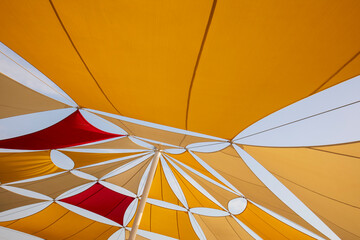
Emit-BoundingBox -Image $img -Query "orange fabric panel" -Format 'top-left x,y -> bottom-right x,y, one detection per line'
0,151 -> 61,183
0,73 -> 67,119
244,144 -> 360,239
0,203 -> 119,240
237,202 -> 316,240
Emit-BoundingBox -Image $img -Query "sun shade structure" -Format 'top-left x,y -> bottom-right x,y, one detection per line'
0,1 -> 360,239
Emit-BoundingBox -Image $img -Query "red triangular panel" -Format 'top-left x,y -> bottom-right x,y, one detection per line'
0,110 -> 121,150
60,183 -> 134,225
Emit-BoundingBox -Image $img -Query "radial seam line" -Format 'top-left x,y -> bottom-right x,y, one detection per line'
311,51 -> 360,95
48,0 -> 122,114
185,0 -> 217,130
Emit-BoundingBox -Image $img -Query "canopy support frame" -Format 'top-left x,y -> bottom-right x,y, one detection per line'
128,149 -> 161,240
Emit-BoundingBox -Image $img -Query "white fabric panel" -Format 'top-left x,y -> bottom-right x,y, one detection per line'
134,136 -> 180,148
65,136 -> 124,148
0,108 -> 75,140
186,141 -> 230,152
0,42 -> 76,107
50,150 -> 74,170
165,154 -> 237,195
146,198 -> 187,212
190,207 -> 229,217
137,163 -> 151,196
233,145 -> 340,240
1,186 -> 52,201
160,156 -> 188,208
70,170 -> 97,181
123,199 -> 138,226
56,182 -> 96,200
100,153 -> 153,180
5,172 -> 64,185
163,148 -> 186,154
80,110 -> 128,135
136,229 -> 179,240
166,156 -> 226,210
56,201 -> 121,227
128,136 -> 154,149
108,228 -> 125,240
86,108 -> 225,141
189,151 -> 243,196
188,212 -> 206,240
232,216 -> 262,240
99,181 -> 136,198
235,76 -> 360,147
250,201 -> 325,240
0,201 -> 52,222
63,148 -> 147,154
236,102 -> 360,147
0,226 -> 44,240
228,197 -> 247,215
76,153 -> 149,170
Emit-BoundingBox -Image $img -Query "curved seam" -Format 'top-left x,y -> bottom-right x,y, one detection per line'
185,0 -> 217,130
94,226 -> 116,240
311,51 -> 360,95
32,209 -> 70,234
308,147 -> 360,159
48,0 -> 122,114
62,221 -> 95,240
225,216 -> 243,239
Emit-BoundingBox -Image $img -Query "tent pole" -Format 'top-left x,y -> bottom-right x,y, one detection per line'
128,149 -> 161,240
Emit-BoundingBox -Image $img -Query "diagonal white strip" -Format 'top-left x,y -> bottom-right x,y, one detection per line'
188,212 -> 206,240
134,136 -> 182,149
165,155 -> 226,210
0,226 -> 44,240
235,76 -> 360,147
56,182 -> 96,200
99,181 -> 136,198
188,151 -> 243,196
76,152 -> 149,170
136,229 -> 179,240
70,170 -> 97,181
80,110 -> 128,135
0,108 -> 76,140
56,201 -> 121,227
123,199 -> 138,226
163,148 -> 186,154
128,136 -> 154,149
100,153 -> 153,180
86,108 -> 226,142
4,172 -> 65,185
0,201 -> 52,222
190,207 -> 229,217
137,162 -> 152,196
186,142 -> 230,153
1,186 -> 52,201
232,215 -> 262,240
165,154 -> 237,195
0,149 -> 40,153
250,200 -> 325,240
0,42 -> 77,107
160,155 -> 188,208
233,144 -> 340,240
108,228 -> 126,240
63,136 -> 124,148
146,198 -> 187,212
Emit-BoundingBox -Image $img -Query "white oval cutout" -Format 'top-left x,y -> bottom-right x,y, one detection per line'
50,150 -> 74,170
228,197 -> 247,215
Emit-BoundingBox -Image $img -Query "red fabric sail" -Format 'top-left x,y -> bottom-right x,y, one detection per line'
60,183 -> 134,225
0,110 -> 121,150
